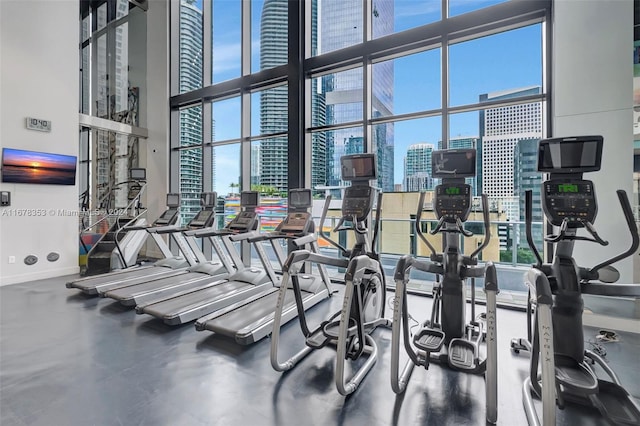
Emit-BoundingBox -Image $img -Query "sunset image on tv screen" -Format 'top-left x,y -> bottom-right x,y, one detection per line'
1,148 -> 77,185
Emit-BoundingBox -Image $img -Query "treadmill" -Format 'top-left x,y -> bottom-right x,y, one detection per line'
66,193 -> 194,295
99,192 -> 234,306
135,191 -> 287,325
194,188 -> 332,345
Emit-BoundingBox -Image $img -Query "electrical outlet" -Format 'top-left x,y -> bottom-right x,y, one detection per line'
8,256 -> 16,264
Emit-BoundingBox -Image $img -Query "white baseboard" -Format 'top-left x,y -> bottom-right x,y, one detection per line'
0,266 -> 80,286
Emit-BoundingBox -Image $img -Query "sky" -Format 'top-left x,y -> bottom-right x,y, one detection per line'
187,0 -> 542,195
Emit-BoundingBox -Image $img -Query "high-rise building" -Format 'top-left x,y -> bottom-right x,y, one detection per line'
179,0 -> 203,222
257,0 -> 394,194
479,86 -> 543,254
403,143 -> 434,191
479,86 -> 542,221
258,0 -> 289,193
318,0 -> 394,192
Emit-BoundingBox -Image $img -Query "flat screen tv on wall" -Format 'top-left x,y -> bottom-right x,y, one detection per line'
1,148 -> 77,185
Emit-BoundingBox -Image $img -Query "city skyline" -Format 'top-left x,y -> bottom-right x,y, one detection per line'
182,0 -> 542,196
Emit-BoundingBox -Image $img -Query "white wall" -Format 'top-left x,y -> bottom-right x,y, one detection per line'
143,0 -> 170,256
553,0 -> 635,283
0,0 -> 80,285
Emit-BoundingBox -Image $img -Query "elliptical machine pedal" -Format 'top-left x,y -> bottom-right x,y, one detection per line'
413,328 -> 445,352
448,338 -> 477,370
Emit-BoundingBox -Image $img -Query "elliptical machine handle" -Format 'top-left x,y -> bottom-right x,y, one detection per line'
469,194 -> 492,259
589,190 -> 640,276
525,190 -> 543,266
415,191 -> 437,256
318,195 -> 349,255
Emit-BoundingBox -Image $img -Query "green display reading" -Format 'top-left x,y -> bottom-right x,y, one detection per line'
445,187 -> 461,195
558,183 -> 578,193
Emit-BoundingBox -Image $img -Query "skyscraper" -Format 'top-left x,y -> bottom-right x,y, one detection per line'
403,143 -> 434,192
259,0 -> 289,193
319,0 -> 395,192
257,1 -> 394,194
479,86 -> 543,254
179,0 -> 203,222
479,86 -> 542,221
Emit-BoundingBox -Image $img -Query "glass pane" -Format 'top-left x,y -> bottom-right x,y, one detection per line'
251,84 -> 288,136
312,67 -> 363,127
113,23 -> 129,119
116,0 -> 129,19
179,147 -> 203,225
311,126 -> 363,196
312,0 -> 363,57
372,122 -> 395,192
97,2 -> 107,31
252,0 -> 288,74
180,105 -> 203,148
80,45 -> 90,114
449,24 -> 542,106
212,0 -> 241,83
96,34 -> 108,117
372,48 -> 441,118
253,136 -> 288,195
374,0 -> 441,37
212,143 -> 241,197
448,0 -> 509,17
179,0 -> 204,94
212,97 -> 241,142
451,102 -> 543,265
81,15 -> 91,42
373,116 -> 441,192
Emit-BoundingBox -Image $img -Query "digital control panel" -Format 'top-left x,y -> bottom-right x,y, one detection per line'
229,211 -> 258,231
434,183 -> 472,222
342,185 -> 374,221
188,210 -> 215,228
542,179 -> 597,227
279,212 -> 311,235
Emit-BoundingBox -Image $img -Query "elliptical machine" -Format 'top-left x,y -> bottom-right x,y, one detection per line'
390,148 -> 499,424
511,135 -> 640,426
270,153 -> 391,396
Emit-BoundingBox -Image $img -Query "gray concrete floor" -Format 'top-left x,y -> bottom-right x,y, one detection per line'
1,274 -> 639,426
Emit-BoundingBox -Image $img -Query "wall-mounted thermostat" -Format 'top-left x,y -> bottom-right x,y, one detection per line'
25,117 -> 52,132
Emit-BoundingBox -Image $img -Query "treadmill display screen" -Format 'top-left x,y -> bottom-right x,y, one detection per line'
129,168 -> 146,180
431,149 -> 476,178
240,191 -> 259,207
200,192 -> 217,208
341,154 -> 377,181
289,189 -> 312,208
538,136 -> 603,173
166,193 -> 180,207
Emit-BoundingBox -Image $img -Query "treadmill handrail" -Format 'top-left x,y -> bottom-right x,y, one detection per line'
282,249 -> 350,273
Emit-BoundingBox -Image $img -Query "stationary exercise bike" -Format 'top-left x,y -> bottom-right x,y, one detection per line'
390,148 -> 499,424
510,136 -> 640,426
270,153 -> 391,396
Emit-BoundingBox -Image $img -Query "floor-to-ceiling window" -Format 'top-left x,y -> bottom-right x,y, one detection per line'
79,0 -> 148,215
170,0 -> 552,304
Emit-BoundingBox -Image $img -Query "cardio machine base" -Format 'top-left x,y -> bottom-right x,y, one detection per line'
589,379 -> 640,426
